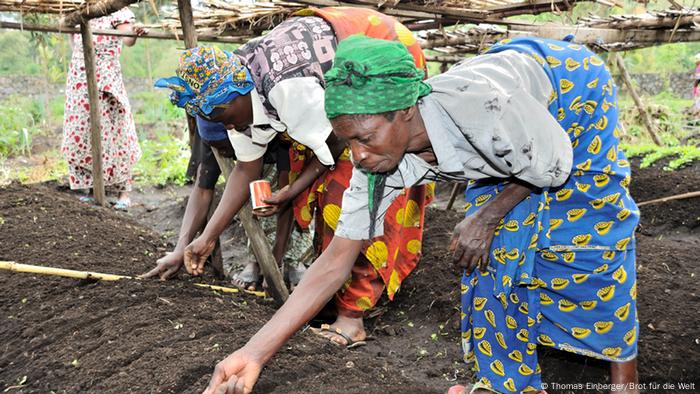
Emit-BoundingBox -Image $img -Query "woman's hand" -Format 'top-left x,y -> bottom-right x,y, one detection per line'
203,348 -> 264,394
449,209 -> 501,275
131,23 -> 148,37
184,236 -> 216,276
253,185 -> 294,217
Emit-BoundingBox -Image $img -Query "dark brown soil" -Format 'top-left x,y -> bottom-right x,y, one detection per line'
628,158 -> 700,236
0,158 -> 698,393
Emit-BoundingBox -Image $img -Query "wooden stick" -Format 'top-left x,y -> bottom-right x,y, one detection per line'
637,191 -> 700,206
177,0 -> 199,148
445,183 -> 461,210
0,261 -> 266,297
419,25 -> 700,52
0,260 -> 130,280
177,0 -> 198,49
614,53 -> 663,146
0,21 -> 251,43
80,21 -> 106,206
210,149 -> 289,305
61,0 -> 138,28
206,200 -> 226,279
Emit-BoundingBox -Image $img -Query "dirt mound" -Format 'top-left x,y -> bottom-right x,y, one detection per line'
1,157 -> 699,393
628,158 -> 700,235
0,183 -> 445,393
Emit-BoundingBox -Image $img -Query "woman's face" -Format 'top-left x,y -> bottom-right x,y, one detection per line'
205,94 -> 253,132
331,112 -> 411,174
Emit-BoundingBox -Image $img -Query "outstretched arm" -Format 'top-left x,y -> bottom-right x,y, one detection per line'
204,236 -> 363,394
185,158 -> 264,275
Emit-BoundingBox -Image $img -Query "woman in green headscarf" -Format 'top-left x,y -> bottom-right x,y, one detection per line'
203,35 -> 639,394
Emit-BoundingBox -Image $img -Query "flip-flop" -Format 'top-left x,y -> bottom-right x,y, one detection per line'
231,263 -> 261,291
114,199 -> 131,211
311,323 -> 367,349
78,196 -> 95,203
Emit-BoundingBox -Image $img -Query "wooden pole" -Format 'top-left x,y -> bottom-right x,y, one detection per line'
206,200 -> 226,279
177,0 -> 199,148
445,183 -> 461,210
0,260 -> 130,281
80,21 -> 106,206
0,21 -> 251,44
61,0 -> 139,28
210,150 -> 289,304
0,261 -> 266,297
614,54 -> 663,146
637,191 -> 700,206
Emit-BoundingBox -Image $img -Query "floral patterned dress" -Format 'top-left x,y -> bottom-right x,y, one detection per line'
62,8 -> 141,192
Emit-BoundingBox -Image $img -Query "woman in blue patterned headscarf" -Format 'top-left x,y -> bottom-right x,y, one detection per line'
155,46 -> 255,118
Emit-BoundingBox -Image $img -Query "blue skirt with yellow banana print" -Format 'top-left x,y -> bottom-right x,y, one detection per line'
460,37 -> 640,393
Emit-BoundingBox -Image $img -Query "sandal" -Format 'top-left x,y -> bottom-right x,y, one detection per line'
310,323 -> 367,349
231,262 -> 261,291
447,382 -> 547,394
114,198 -> 131,212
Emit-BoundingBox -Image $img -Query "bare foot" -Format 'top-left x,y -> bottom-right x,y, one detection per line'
314,315 -> 366,347
232,262 -> 260,291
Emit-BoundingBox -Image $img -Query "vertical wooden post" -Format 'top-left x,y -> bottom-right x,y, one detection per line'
176,0 -> 230,279
210,150 -> 289,305
614,54 -> 663,146
206,201 -> 226,279
445,183 -> 461,210
80,21 -> 106,206
177,0 -> 199,147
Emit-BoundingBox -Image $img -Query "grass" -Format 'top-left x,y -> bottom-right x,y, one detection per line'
621,143 -> 700,170
132,127 -> 191,186
131,90 -> 185,126
0,95 -> 45,157
1,81 -> 699,188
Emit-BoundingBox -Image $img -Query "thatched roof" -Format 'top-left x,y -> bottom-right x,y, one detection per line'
2,0 -> 699,57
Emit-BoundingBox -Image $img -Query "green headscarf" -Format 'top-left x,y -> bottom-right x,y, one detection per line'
325,35 -> 432,240
324,35 -> 431,119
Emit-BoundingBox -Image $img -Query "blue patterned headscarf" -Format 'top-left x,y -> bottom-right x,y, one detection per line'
154,47 -> 254,117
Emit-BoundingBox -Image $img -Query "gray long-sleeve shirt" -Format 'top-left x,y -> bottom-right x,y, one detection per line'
335,50 -> 573,240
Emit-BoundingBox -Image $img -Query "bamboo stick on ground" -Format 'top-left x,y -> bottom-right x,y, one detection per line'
0,261 -> 266,297
637,191 -> 700,206
0,261 -> 130,281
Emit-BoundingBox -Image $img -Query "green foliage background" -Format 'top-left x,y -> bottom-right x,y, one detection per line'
0,0 -> 699,186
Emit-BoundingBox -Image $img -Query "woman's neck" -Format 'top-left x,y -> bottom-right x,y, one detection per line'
405,108 -> 433,154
